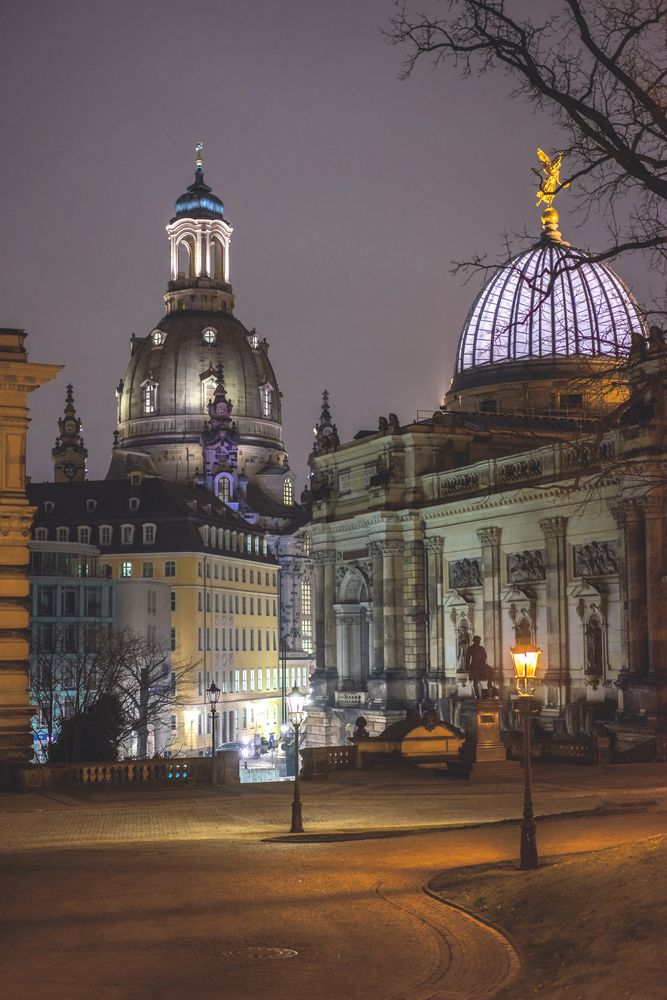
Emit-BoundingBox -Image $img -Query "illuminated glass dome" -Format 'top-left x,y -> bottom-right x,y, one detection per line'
455,241 -> 645,375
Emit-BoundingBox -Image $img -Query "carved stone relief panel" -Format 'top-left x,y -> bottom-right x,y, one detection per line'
448,558 -> 483,589
507,550 -> 546,583
573,540 -> 619,577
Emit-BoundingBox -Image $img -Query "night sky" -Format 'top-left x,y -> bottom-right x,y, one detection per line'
0,1 -> 652,488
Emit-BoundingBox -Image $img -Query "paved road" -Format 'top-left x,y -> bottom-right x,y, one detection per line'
0,764 -> 665,999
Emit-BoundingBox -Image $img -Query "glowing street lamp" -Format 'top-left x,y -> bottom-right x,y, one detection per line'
510,642 -> 541,870
287,685 -> 306,833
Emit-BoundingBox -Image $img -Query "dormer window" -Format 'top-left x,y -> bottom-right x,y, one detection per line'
35,528 -> 48,541
142,523 -> 156,544
121,524 -> 135,545
56,527 -> 69,542
151,329 -> 165,347
202,327 -> 217,346
77,526 -> 91,544
142,380 -> 158,415
260,384 -> 273,418
86,499 -> 97,512
250,331 -> 259,349
129,497 -> 140,511
44,501 -> 55,514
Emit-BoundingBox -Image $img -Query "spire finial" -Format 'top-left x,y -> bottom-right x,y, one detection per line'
536,148 -> 570,242
195,141 -> 204,171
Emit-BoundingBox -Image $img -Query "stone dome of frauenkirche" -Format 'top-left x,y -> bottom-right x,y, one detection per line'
445,164 -> 647,413
111,148 -> 287,487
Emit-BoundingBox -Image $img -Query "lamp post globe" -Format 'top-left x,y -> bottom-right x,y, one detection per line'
510,643 -> 541,871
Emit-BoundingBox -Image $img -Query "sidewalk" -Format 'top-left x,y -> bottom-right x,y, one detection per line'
0,761 -> 665,852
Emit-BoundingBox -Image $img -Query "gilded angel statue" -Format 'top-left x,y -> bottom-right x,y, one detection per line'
536,148 -> 570,208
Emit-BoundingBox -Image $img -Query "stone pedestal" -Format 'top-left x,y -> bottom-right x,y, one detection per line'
460,698 -> 506,762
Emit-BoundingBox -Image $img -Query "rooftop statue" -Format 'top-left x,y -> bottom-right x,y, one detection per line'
536,147 -> 569,210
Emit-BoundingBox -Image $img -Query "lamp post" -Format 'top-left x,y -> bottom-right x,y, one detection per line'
206,681 -> 220,767
287,684 -> 306,833
510,642 -> 541,870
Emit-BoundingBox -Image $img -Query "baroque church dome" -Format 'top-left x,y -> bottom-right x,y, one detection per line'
111,147 -> 290,495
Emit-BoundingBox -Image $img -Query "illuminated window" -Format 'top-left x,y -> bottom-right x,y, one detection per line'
301,579 -> 313,653
121,561 -> 133,578
151,329 -> 165,347
142,381 -> 158,414
217,476 -> 232,502
202,327 -> 217,345
283,479 -> 294,505
260,384 -> 272,418
302,534 -> 312,555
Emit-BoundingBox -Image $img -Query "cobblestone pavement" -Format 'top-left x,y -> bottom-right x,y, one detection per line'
0,763 -> 665,1000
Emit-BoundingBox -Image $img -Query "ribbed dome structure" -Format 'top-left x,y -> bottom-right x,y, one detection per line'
455,241 -> 645,375
173,164 -> 225,220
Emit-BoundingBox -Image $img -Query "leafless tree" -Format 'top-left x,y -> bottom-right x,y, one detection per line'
388,1 -> 667,286
30,626 -> 196,761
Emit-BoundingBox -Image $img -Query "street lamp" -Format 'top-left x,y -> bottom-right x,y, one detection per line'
206,682 -> 220,765
510,642 -> 541,870
287,684 -> 306,833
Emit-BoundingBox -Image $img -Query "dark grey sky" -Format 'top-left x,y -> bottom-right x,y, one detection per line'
0,0 -> 652,487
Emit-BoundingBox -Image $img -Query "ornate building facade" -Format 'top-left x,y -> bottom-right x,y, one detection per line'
305,193 -> 666,749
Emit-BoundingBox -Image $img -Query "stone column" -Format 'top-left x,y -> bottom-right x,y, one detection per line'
368,541 -> 384,675
539,517 -> 569,704
641,497 -> 667,682
334,608 -> 354,688
379,540 -> 404,673
477,527 -> 503,695
0,329 -> 61,785
424,537 -> 445,676
322,551 -> 338,672
403,539 -> 428,704
313,554 -> 326,673
611,502 -> 647,677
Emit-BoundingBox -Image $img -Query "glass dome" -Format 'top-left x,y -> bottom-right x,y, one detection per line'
455,241 -> 646,375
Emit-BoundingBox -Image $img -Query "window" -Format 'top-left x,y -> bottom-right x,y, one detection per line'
121,524 -> 134,545
143,561 -> 154,578
56,527 -> 69,542
242,671 -> 248,692
301,580 -> 313,653
170,628 -> 176,651
201,525 -> 210,545
170,590 -> 176,612
258,630 -> 262,651
246,536 -> 252,554
142,381 -> 157,415
234,670 -> 240,693
121,561 -> 133,578
242,596 -> 247,614
560,393 -> 584,409
283,479 -> 294,505
164,561 -> 176,577
260,384 -> 272,417
86,499 -> 97,513
202,327 -> 217,345
142,524 -> 156,544
338,470 -> 351,494
250,597 -> 254,614
34,527 -> 48,541
129,497 -> 140,511
99,525 -> 112,546
151,329 -> 165,347
249,570 -> 254,585
44,501 -> 55,514
479,398 -> 497,415
217,476 -> 232,502
249,670 -> 255,691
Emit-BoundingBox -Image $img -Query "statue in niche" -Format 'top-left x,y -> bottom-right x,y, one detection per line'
456,618 -> 471,673
584,615 -> 603,675
514,614 -> 533,645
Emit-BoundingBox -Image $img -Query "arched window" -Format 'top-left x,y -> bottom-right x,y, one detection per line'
142,381 -> 157,415
177,239 -> 194,279
302,534 -> 312,555
217,476 -> 232,502
246,535 -> 252,553
210,237 -> 225,281
260,384 -> 272,418
301,580 -> 313,653
201,376 -> 216,412
283,478 -> 294,505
